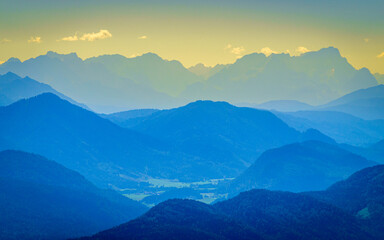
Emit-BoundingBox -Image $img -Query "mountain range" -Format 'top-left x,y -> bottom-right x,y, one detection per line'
0,47 -> 378,112
0,150 -> 147,240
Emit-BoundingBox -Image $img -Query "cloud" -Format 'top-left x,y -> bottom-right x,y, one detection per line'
225,44 -> 245,56
138,35 -> 147,40
28,36 -> 41,43
231,46 -> 245,55
260,47 -> 277,56
0,38 -> 11,44
79,29 -> 112,41
61,34 -> 78,42
378,52 -> 384,58
295,46 -> 310,55
364,38 -> 370,43
129,53 -> 139,58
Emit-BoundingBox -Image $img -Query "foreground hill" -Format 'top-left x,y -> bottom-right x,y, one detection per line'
0,150 -> 147,240
80,189 -> 372,240
0,72 -> 86,108
227,141 -> 376,194
307,164 -> 384,238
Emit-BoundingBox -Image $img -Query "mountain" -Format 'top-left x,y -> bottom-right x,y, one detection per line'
130,100 -> 304,177
0,52 -> 178,113
0,72 -> 87,108
183,47 -> 377,106
318,85 -> 384,120
276,110 -> 384,146
374,73 -> 384,84
188,63 -> 227,79
245,100 -> 314,112
0,150 -> 147,240
102,108 -> 159,128
227,141 -> 376,194
80,189 -> 372,240
85,53 -> 203,96
307,164 -> 384,238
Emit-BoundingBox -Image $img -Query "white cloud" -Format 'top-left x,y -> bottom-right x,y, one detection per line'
260,47 -> 277,56
79,29 -> 112,41
138,35 -> 147,40
231,46 -> 245,55
378,52 -> 384,58
61,34 -> 78,42
295,46 -> 310,55
225,44 -> 245,56
28,36 -> 42,43
129,53 -> 139,58
0,38 -> 11,44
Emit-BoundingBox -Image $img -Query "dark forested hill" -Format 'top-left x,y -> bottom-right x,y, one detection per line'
80,189 -> 372,240
0,150 -> 147,240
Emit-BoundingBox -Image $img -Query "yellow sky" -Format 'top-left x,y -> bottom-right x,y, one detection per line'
0,0 -> 383,73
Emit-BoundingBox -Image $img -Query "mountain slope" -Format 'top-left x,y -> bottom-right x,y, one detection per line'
276,110 -> 384,146
228,141 -> 376,194
0,150 -> 147,240
307,164 -> 384,238
0,72 -> 87,108
318,85 -> 384,120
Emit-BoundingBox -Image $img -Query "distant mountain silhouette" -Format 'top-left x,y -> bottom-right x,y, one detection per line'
85,53 -> 203,96
1,48 -> 377,111
227,141 -> 376,194
276,110 -> 384,146
130,100 -> 307,177
183,47 -> 377,105
0,72 -> 87,108
0,52 -> 178,112
80,189 -> 372,240
0,150 -> 147,240
242,100 -> 314,112
102,108 -> 159,128
188,63 -> 227,79
374,73 -> 384,84
307,164 -> 384,238
318,85 -> 384,120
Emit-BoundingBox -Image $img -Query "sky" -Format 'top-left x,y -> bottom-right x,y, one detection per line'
0,0 -> 383,73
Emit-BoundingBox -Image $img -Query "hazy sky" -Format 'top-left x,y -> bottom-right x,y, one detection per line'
1,0 -> 383,73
